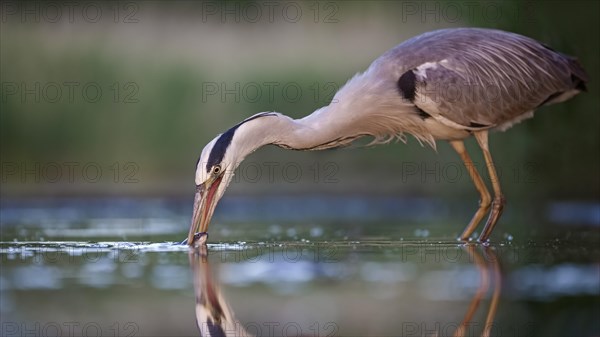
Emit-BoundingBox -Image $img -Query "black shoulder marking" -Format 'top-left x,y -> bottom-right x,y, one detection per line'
205,113 -> 277,173
416,107 -> 431,119
469,122 -> 489,128
398,70 -> 417,102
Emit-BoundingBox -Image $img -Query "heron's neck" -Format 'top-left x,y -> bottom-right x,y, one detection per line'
233,106 -> 347,157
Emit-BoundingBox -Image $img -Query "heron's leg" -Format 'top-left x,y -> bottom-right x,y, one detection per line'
473,131 -> 505,242
449,140 -> 491,240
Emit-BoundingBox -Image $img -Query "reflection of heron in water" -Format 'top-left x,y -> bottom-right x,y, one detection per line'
454,245 -> 502,337
189,245 -> 247,337
188,245 -> 502,337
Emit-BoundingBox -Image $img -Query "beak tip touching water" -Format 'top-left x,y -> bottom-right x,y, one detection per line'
187,177 -> 222,245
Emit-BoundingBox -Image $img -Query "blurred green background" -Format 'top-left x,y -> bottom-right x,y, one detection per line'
1,0 -> 598,202
1,2 -> 599,337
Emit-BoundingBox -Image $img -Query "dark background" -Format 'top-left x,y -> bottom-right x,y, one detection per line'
1,0 -> 599,228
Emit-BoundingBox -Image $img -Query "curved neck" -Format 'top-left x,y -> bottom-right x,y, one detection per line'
233,106 -> 353,159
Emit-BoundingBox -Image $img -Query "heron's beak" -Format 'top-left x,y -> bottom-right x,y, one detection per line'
187,174 -> 224,245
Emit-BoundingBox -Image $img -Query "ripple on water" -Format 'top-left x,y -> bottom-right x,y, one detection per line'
0,241 -> 265,256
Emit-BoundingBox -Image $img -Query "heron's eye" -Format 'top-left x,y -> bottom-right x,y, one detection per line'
212,165 -> 221,175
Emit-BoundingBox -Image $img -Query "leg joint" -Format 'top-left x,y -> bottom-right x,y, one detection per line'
491,195 -> 505,211
480,192 -> 492,206
494,195 -> 506,205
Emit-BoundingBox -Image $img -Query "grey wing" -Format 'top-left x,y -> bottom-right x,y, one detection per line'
395,31 -> 587,129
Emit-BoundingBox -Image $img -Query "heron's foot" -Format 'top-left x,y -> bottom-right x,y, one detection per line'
179,232 -> 209,245
478,196 -> 506,242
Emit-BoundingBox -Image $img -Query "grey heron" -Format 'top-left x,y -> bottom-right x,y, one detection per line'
187,27 -> 588,245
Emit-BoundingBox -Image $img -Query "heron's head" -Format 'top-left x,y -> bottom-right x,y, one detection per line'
187,133 -> 239,245
187,112 -> 278,245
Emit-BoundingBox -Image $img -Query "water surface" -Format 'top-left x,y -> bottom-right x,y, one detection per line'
1,198 -> 598,336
